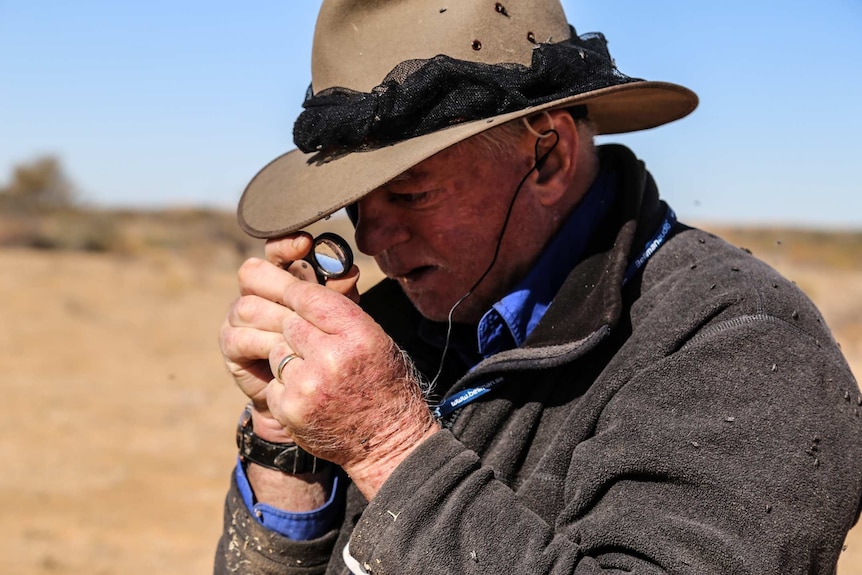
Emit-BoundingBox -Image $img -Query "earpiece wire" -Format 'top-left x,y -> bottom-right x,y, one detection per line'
429,128 -> 560,390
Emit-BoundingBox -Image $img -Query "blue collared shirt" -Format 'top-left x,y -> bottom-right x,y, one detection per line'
237,168 -> 614,539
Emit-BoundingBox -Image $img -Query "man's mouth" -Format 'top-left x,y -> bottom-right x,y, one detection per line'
396,265 -> 436,284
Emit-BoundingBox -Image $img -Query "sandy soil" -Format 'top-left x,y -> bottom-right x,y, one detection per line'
1,243 -> 860,575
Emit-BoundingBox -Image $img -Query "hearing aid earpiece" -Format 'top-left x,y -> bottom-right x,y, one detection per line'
523,111 -> 558,171
522,111 -> 556,139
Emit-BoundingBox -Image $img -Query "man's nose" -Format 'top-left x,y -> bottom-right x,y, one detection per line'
354,194 -> 410,256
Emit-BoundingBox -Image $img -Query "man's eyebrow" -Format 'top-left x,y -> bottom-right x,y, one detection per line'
388,168 -> 422,184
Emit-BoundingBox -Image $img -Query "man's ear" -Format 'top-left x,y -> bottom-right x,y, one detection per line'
526,109 -> 579,207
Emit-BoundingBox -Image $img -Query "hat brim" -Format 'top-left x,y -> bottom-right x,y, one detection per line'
238,81 -> 697,238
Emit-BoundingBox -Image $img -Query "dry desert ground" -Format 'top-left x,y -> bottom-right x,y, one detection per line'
1,218 -> 861,574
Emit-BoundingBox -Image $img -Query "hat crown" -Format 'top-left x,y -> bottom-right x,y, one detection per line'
312,0 -> 572,93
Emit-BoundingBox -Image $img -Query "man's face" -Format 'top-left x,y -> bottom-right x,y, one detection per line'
354,135 -> 553,323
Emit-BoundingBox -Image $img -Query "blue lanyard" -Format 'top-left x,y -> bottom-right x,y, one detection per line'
623,206 -> 677,286
433,377 -> 504,419
432,206 -> 677,420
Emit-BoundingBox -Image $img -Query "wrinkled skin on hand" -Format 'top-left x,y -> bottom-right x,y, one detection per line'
265,276 -> 438,478
220,233 -> 438,495
219,233 -> 360,441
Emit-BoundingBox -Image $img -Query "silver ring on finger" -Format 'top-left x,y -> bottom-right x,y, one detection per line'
275,353 -> 300,382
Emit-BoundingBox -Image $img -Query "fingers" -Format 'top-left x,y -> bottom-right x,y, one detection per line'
228,293 -> 289,332
245,249 -> 358,306
270,345 -> 302,383
220,298 -> 293,402
265,231 -> 360,300
238,257 -> 300,301
265,233 -> 313,267
265,377 -> 291,432
242,233 -> 321,301
265,343 -> 308,433
220,321 -> 286,367
281,277 -> 367,336
325,265 -> 361,303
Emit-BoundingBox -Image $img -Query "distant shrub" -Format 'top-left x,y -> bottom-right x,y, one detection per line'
0,155 -> 78,212
0,206 -> 258,260
19,210 -> 126,253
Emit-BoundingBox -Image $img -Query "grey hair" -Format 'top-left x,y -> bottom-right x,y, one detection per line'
467,109 -> 598,162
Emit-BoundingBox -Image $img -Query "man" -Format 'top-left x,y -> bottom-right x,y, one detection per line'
216,1 -> 862,573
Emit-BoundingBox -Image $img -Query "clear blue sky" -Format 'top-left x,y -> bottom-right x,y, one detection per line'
1,1 -> 861,227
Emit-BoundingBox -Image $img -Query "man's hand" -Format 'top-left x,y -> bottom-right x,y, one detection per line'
219,233 -> 364,512
221,232 -> 437,501
219,233 -> 360,442
263,265 -> 440,500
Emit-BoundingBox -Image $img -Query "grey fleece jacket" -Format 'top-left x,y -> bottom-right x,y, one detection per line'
215,145 -> 862,574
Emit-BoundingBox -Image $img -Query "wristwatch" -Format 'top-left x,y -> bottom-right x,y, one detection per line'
236,405 -> 330,474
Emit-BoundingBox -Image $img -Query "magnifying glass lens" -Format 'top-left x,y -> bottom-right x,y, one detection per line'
314,240 -> 348,275
307,233 -> 354,282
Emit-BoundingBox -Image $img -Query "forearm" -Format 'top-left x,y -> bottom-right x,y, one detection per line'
241,406 -> 336,511
342,419 -> 441,501
246,463 -> 333,512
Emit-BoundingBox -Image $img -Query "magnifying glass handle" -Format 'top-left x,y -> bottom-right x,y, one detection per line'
286,258 -> 321,284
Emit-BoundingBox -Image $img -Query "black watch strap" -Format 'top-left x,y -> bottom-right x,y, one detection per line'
236,405 -> 330,474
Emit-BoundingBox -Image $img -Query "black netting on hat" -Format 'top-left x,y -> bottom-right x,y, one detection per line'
293,28 -> 641,155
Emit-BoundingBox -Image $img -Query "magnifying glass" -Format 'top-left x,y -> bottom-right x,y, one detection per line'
302,232 -> 354,284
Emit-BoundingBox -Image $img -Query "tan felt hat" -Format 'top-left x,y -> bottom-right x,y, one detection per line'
238,0 -> 698,238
